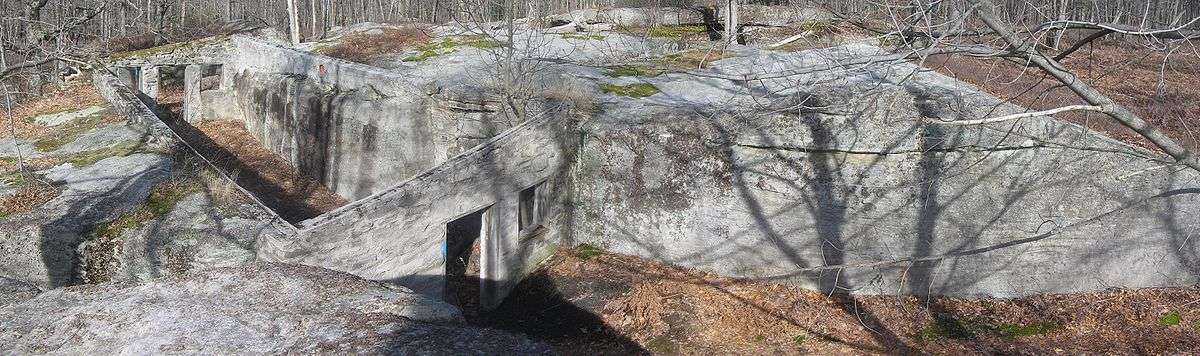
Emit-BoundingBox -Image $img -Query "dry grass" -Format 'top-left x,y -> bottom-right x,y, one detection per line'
925,41 -> 1200,152
317,27 -> 431,63
0,178 -> 60,219
494,248 -> 1200,355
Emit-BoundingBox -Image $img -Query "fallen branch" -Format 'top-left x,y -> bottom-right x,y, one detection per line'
1035,17 -> 1200,40
767,31 -> 812,48
930,105 -> 1109,125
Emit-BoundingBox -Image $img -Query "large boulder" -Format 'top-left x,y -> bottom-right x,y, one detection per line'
0,263 -> 551,354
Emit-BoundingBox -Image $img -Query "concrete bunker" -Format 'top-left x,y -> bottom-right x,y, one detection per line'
105,29 -> 1200,316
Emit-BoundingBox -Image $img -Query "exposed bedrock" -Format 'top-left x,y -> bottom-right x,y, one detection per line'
0,263 -> 550,354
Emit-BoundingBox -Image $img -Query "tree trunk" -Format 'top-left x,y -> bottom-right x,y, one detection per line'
286,0 -> 301,45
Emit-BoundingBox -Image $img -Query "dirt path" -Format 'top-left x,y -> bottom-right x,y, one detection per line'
479,247 -> 1200,355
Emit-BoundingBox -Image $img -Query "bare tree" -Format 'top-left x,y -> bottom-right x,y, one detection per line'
820,0 -> 1200,172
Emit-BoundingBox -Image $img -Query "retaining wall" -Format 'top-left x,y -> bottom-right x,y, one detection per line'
223,37 -> 512,201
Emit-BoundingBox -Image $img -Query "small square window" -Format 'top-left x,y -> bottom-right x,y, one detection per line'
518,181 -> 546,232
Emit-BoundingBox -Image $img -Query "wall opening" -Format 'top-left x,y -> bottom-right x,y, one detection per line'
445,206 -> 491,317
154,65 -> 187,115
518,181 -> 546,233
199,64 -> 222,93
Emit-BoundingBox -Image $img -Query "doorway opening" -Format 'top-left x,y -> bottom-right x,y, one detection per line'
445,206 -> 490,318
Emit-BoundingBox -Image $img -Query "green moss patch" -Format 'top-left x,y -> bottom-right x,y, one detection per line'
0,172 -> 27,186
604,64 -> 665,78
109,35 -> 229,61
920,313 -> 1064,340
1161,311 -> 1183,326
66,140 -> 146,167
600,83 -> 660,98
403,35 -> 503,62
559,33 -> 606,41
646,24 -> 707,39
32,111 -> 115,152
574,243 -> 605,260
918,314 -> 984,340
85,179 -> 205,283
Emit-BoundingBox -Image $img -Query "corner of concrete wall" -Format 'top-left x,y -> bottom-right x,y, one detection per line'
92,70 -> 300,239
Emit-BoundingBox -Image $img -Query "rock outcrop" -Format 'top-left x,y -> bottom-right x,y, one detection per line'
0,263 -> 551,354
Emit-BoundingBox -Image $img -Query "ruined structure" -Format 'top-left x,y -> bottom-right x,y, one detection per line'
102,13 -> 1200,311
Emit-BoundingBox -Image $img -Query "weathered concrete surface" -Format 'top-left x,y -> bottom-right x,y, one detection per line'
0,138 -> 38,159
32,105 -> 107,127
548,7 -> 702,27
0,263 -> 551,354
223,28 -> 678,201
235,24 -> 1200,305
0,277 -> 39,306
53,123 -> 146,154
88,192 -> 275,284
570,44 -> 1200,297
260,103 -> 576,308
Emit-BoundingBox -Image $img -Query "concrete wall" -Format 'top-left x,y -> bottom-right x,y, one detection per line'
94,71 -> 300,238
258,107 -> 578,308
569,73 -> 1200,297
222,37 -> 513,201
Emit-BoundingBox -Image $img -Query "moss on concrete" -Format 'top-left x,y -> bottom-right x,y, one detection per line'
66,140 -> 146,167
646,24 -> 707,39
573,243 -> 605,260
600,83 -> 660,98
604,64 -> 665,78
403,35 -> 502,62
86,179 -> 205,283
109,35 -> 229,61
559,33 -> 606,41
655,49 -> 731,70
32,110 -> 114,152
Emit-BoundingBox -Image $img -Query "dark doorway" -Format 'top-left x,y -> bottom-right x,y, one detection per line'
445,207 -> 489,318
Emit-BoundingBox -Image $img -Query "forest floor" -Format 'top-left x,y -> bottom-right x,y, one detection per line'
926,40 -> 1200,152
479,247 -> 1200,355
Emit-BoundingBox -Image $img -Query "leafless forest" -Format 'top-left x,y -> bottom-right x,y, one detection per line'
4,0 -> 1200,168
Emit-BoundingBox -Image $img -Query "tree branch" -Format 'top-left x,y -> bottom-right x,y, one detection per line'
975,0 -> 1200,172
930,105 -> 1110,126
1036,18 -> 1200,40
1052,29 -> 1113,61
